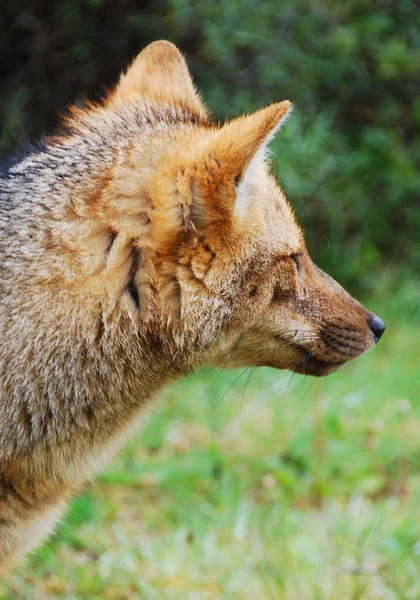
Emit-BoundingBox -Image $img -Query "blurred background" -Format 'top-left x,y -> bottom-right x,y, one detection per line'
1,1 -> 419,598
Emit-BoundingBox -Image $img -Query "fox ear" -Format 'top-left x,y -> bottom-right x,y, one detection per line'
199,101 -> 292,224
112,40 -> 207,119
149,101 -> 292,249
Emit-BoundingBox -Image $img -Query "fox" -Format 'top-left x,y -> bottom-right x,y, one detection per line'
0,40 -> 385,569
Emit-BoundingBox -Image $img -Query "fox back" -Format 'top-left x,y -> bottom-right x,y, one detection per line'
0,40 -> 385,568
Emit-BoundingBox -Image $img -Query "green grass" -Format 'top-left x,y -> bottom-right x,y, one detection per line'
1,303 -> 419,599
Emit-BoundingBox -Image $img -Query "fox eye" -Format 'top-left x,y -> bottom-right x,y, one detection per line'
290,253 -> 302,271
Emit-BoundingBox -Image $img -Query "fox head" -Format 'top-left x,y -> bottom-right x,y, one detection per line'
64,40 -> 385,378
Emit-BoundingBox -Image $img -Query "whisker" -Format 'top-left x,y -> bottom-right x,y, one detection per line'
285,370 -> 298,392
321,333 -> 362,355
323,329 -> 363,344
210,368 -> 250,410
241,366 -> 257,409
296,164 -> 341,218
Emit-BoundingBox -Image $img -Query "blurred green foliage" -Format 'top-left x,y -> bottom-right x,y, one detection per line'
0,0 -> 419,292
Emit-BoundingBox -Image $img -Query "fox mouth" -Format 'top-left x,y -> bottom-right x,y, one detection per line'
293,350 -> 346,377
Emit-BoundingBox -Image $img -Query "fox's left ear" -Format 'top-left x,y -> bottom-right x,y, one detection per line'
205,101 -> 292,224
111,40 -> 207,119
150,101 -> 292,248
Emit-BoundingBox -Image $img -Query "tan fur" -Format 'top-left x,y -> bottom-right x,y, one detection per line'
113,40 -> 208,120
0,41 -> 384,568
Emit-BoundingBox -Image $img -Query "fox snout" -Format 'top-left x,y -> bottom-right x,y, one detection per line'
289,290 -> 386,377
226,258 -> 386,378
289,262 -> 386,376
296,310 -> 386,377
286,314 -> 385,378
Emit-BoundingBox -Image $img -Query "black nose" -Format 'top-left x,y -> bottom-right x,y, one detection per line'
368,314 -> 386,344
